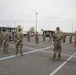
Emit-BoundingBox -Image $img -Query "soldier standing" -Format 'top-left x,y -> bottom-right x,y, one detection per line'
53,27 -> 63,60
49,32 -> 52,42
2,28 -> 9,54
63,33 -> 66,43
35,31 -> 39,44
27,31 -> 30,42
69,34 -> 73,44
0,31 -> 2,46
43,32 -> 46,42
75,31 -> 76,47
14,25 -> 23,56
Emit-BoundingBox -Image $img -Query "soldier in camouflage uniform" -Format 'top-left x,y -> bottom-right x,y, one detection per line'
53,27 -> 63,59
75,31 -> 76,47
35,31 -> 39,44
49,32 -> 52,42
69,34 -> 73,44
14,25 -> 23,56
43,32 -> 46,42
2,28 -> 9,54
63,33 -> 66,43
0,31 -> 2,46
27,31 -> 30,42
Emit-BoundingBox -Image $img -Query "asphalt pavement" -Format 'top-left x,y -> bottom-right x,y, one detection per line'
0,36 -> 76,75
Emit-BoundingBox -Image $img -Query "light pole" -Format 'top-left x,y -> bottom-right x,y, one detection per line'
36,13 -> 38,32
14,22 -> 17,32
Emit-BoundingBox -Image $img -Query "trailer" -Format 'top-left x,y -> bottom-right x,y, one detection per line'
43,30 -> 55,37
0,26 -> 17,41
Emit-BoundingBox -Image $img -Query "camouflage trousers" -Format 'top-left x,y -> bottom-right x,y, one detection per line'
63,38 -> 66,43
0,39 -> 2,46
3,42 -> 9,53
35,37 -> 39,44
53,43 -> 62,59
43,37 -> 46,42
69,39 -> 72,43
15,41 -> 23,55
27,37 -> 30,42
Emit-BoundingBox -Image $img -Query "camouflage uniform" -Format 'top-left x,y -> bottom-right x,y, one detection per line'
35,32 -> 39,44
2,28 -> 9,54
69,34 -> 73,44
63,33 -> 66,43
14,25 -> 23,56
27,31 -> 30,42
0,31 -> 2,46
43,32 -> 46,42
53,27 -> 63,59
49,33 -> 52,42
75,31 -> 76,47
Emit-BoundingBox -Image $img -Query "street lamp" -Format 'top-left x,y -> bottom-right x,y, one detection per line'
36,13 -> 38,32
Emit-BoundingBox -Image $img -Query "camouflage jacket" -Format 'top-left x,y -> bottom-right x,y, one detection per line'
14,31 -> 23,42
53,31 -> 63,43
2,31 -> 9,42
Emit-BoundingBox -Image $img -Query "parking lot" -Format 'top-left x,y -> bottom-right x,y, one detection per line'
0,36 -> 76,75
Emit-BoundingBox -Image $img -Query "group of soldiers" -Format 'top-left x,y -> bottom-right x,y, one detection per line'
0,26 -> 76,60
0,25 -> 24,56
26,31 -> 39,44
27,30 -> 52,43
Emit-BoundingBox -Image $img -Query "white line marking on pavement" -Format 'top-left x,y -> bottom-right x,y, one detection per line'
0,46 -> 53,61
41,51 -> 76,57
24,43 -> 52,46
23,47 -> 35,50
9,44 -> 35,50
49,52 -> 76,75
23,42 -> 45,45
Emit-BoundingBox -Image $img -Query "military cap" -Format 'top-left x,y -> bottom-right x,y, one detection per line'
17,25 -> 22,31
56,27 -> 60,31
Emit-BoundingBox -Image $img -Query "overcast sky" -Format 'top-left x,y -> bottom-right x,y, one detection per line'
0,0 -> 76,32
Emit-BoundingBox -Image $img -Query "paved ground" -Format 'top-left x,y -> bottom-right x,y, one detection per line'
0,36 -> 76,75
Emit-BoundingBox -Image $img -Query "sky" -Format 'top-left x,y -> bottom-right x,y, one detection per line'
0,0 -> 76,32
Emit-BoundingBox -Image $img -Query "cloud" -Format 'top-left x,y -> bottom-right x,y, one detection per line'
0,0 -> 76,32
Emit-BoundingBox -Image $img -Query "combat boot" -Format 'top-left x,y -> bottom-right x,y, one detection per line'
6,49 -> 10,54
20,49 -> 24,56
20,53 -> 24,56
16,48 -> 18,56
52,51 -> 57,60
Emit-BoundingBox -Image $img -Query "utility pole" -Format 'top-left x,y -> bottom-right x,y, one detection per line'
36,13 -> 38,32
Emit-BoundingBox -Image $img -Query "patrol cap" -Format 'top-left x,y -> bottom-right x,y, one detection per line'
17,25 -> 22,31
56,27 -> 60,31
